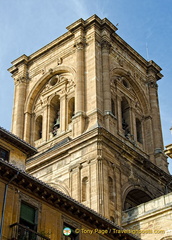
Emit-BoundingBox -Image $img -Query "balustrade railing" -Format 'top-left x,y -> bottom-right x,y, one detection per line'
10,223 -> 50,240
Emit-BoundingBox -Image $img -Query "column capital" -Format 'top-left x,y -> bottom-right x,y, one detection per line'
101,40 -> 111,50
147,80 -> 158,89
74,40 -> 85,50
14,76 -> 27,86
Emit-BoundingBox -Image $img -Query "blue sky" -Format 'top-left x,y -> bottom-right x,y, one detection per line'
0,0 -> 172,173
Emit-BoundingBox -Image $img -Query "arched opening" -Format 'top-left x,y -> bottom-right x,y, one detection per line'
35,115 -> 42,141
49,95 -> 60,136
68,97 -> 75,124
121,97 -> 130,137
110,216 -> 115,222
82,177 -> 88,202
136,118 -> 142,143
123,189 -> 152,210
111,99 -> 115,116
108,176 -> 114,201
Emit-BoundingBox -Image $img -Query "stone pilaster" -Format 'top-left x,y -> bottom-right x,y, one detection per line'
148,77 -> 168,172
97,156 -> 105,216
117,96 -> 123,135
60,94 -> 67,133
42,103 -> 48,141
101,40 -> 111,130
23,112 -> 31,143
148,80 -> 163,150
73,39 -> 86,137
12,75 -> 27,139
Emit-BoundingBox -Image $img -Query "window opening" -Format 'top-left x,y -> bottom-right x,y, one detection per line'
111,99 -> 115,116
121,98 -> 130,137
0,146 -> 9,161
49,95 -> 60,136
63,223 -> 79,240
136,118 -> 142,143
68,97 -> 75,124
35,115 -> 42,140
20,202 -> 38,230
82,177 -> 88,202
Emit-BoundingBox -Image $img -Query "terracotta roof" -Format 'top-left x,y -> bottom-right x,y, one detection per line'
0,126 -> 37,157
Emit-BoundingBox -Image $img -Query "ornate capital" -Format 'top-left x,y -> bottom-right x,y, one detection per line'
14,76 -> 27,85
101,40 -> 111,50
74,40 -> 85,50
148,81 -> 158,89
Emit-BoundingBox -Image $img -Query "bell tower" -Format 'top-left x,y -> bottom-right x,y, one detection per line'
9,15 -> 172,225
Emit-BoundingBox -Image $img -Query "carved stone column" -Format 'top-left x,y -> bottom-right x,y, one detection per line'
102,40 -> 111,130
12,76 -> 27,139
117,95 -> 123,135
42,102 -> 48,141
72,39 -> 85,137
97,156 -> 105,216
60,90 -> 67,133
75,40 -> 85,113
148,80 -> 163,151
23,112 -> 31,143
148,78 -> 168,172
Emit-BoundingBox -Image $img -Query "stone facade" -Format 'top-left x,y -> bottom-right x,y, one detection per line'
122,192 -> 172,240
8,15 -> 172,225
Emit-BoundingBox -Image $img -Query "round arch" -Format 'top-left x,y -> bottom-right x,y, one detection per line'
24,65 -> 76,114
110,67 -> 149,115
123,186 -> 152,210
47,180 -> 70,196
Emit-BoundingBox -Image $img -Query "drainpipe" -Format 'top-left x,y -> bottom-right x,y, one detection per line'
0,172 -> 19,240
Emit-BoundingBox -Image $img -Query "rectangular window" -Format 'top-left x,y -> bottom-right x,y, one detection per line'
63,223 -> 79,240
0,146 -> 9,161
20,202 -> 38,231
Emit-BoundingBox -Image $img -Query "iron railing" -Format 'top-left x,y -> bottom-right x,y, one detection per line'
10,223 -> 50,240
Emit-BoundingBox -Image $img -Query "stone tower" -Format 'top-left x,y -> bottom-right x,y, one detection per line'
9,15 -> 171,225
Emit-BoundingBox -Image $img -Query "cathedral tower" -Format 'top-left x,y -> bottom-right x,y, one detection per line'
9,15 -> 171,224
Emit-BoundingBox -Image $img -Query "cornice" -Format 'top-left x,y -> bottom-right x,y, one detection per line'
26,126 -> 172,186
111,33 -> 163,81
67,15 -> 118,33
26,128 -> 99,172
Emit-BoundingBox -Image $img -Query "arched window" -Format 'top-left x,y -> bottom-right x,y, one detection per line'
110,216 -> 115,222
68,97 -> 75,123
49,95 -> 60,136
82,177 -> 88,202
108,176 -> 114,201
121,97 -> 130,137
123,189 -> 152,210
35,115 -> 42,141
111,99 -> 115,116
136,118 -> 142,143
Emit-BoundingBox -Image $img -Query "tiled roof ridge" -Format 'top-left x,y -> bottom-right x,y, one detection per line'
0,126 -> 37,152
